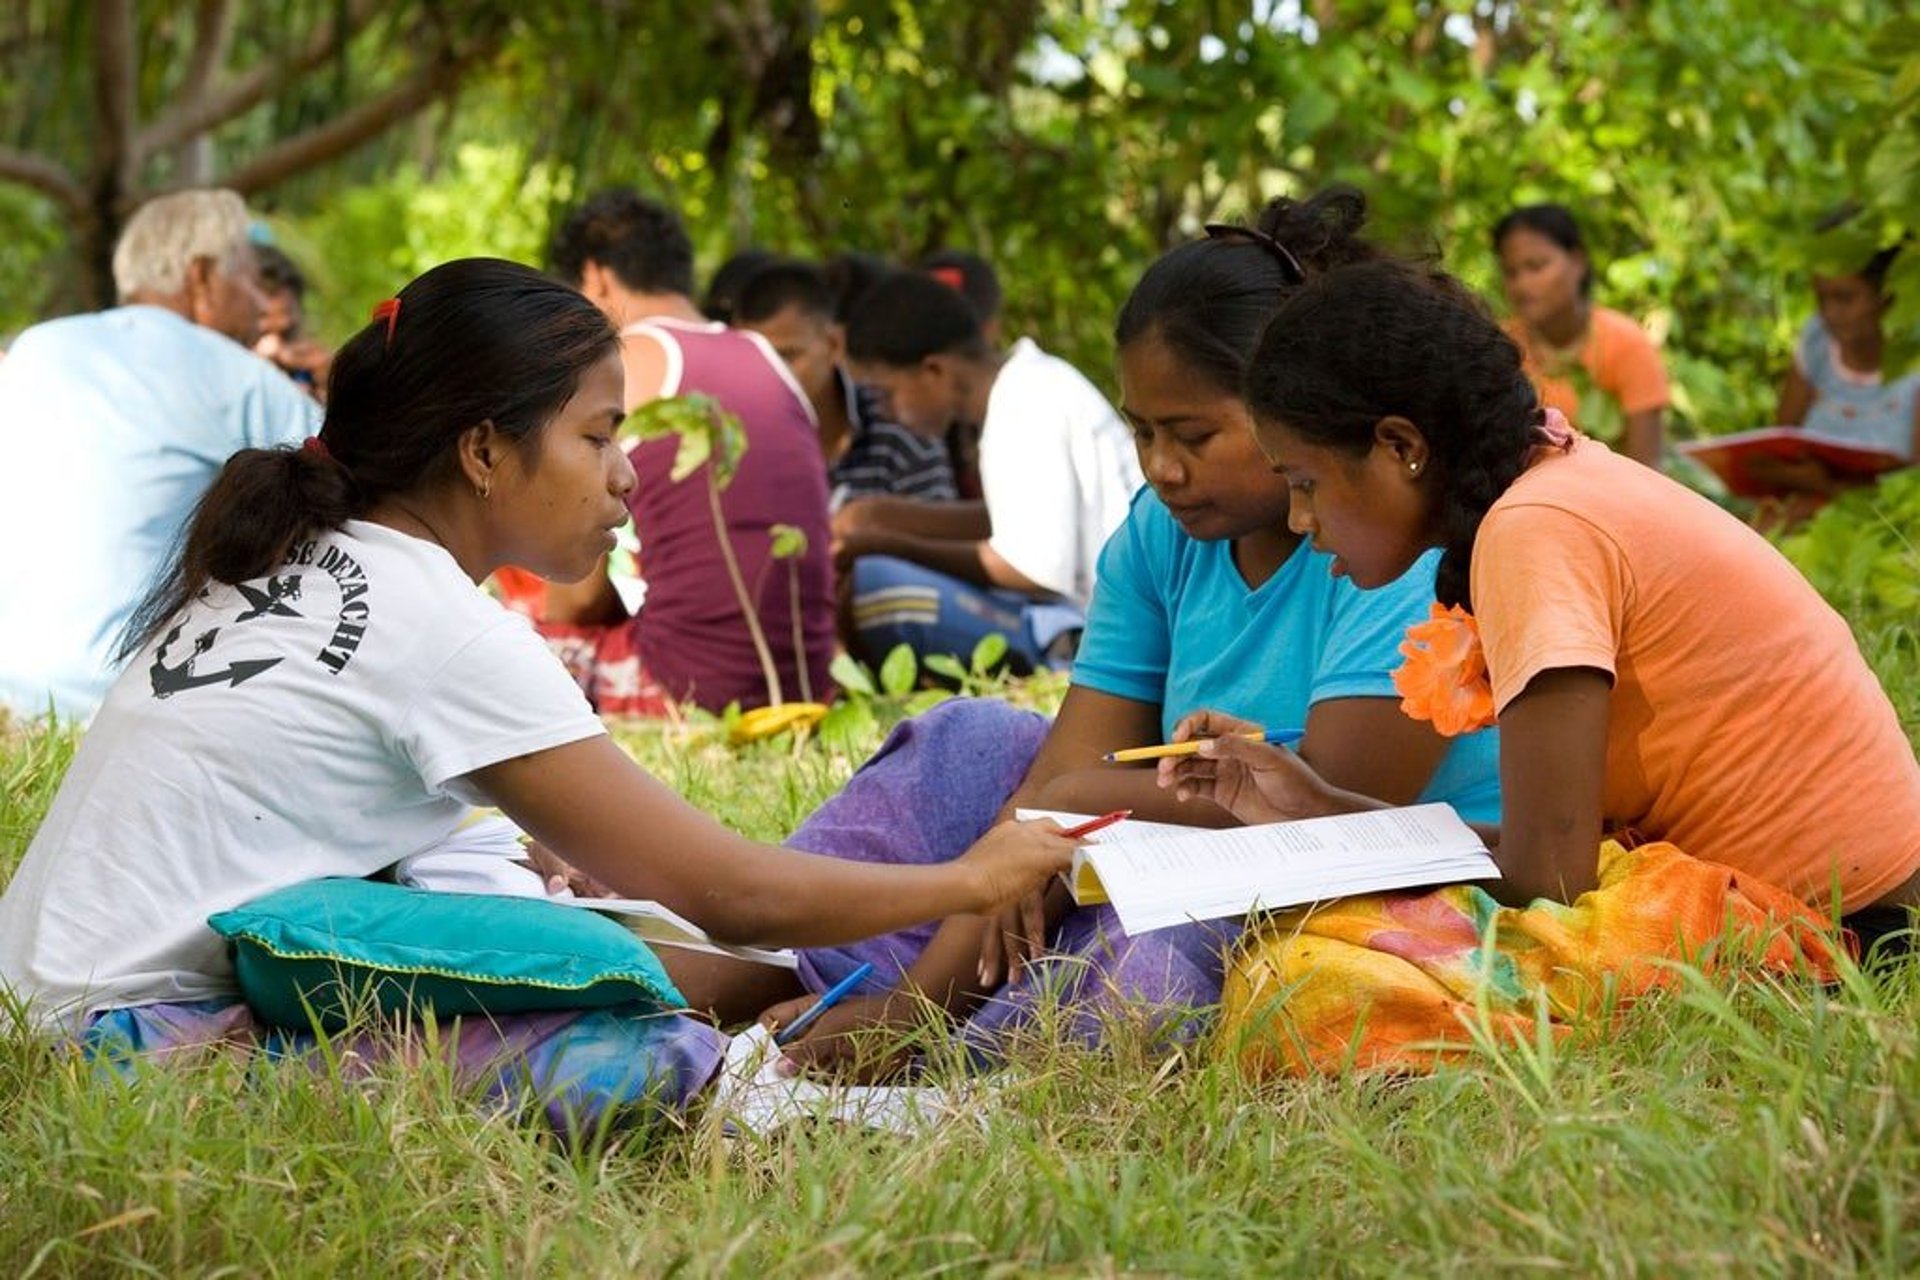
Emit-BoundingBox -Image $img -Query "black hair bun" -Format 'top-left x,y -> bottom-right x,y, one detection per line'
1256,185 -> 1373,271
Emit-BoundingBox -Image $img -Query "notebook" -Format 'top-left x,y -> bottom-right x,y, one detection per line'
1019,804 -> 1499,935
1675,427 -> 1905,498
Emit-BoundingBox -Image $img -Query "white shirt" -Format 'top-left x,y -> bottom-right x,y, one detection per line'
0,521 -> 604,1032
978,338 -> 1143,608
0,307 -> 320,719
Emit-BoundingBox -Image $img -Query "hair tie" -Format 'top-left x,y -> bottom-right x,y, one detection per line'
1203,222 -> 1307,285
370,297 -> 400,346
928,266 -> 967,292
300,435 -> 333,463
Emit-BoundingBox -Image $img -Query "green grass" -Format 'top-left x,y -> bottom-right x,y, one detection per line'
4,625 -> 1919,1275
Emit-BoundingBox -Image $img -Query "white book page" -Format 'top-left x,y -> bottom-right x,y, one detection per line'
581,899 -> 800,971
1080,803 -> 1498,935
713,1025 -> 987,1137
1012,809 -> 1208,842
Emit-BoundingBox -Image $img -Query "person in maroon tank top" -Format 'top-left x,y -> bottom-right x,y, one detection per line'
534,189 -> 835,715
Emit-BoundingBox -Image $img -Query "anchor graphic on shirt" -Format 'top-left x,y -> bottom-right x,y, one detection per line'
234,574 -> 304,622
148,623 -> 282,698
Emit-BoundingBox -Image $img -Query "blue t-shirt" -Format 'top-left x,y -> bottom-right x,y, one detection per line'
1072,488 -> 1502,824
0,306 -> 319,718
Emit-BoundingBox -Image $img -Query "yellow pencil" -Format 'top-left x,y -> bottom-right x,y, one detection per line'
1102,727 -> 1304,764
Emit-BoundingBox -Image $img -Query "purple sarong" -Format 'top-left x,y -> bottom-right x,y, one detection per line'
83,998 -> 727,1138
786,698 -> 1241,1060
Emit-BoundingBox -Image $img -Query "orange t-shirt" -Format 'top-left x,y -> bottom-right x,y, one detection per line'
1506,306 -> 1670,437
1471,436 -> 1920,910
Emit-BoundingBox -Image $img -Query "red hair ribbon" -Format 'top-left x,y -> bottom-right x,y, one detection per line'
370,297 -> 400,346
300,435 -> 333,462
928,266 -> 967,292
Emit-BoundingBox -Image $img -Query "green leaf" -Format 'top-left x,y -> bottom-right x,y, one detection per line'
969,632 -> 1009,677
817,697 -> 878,752
1865,129 -> 1920,222
904,688 -> 954,715
768,523 -> 808,559
620,393 -> 717,445
923,653 -> 969,683
615,394 -> 751,489
829,653 -> 876,698
669,431 -> 712,484
879,643 -> 918,696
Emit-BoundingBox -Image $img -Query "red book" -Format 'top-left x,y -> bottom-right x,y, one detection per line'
1676,427 -> 1907,499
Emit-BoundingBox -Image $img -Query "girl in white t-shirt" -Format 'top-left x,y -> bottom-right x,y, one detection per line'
0,258 -> 1073,1118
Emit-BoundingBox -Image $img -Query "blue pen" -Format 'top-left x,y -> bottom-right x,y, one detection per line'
775,961 -> 876,1046
1102,727 -> 1304,764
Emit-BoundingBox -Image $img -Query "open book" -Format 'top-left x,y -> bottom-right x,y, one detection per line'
394,844 -> 798,971
1675,427 -> 1906,498
1019,804 -> 1498,935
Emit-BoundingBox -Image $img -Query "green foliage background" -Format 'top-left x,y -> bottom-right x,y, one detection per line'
2,1 -> 1918,428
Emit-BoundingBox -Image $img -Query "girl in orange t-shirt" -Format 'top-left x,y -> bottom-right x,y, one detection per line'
1496,204 -> 1668,469
1162,257 -> 1920,924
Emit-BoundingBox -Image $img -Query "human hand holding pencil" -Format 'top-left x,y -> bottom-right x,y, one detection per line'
1154,709 -> 1328,826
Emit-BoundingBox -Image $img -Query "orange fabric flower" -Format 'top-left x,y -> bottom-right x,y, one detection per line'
1391,602 -> 1496,737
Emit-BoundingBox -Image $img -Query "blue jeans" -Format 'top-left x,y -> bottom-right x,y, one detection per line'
847,555 -> 1083,673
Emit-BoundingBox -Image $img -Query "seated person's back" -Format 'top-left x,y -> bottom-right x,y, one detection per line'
0,190 -> 318,719
543,188 -> 834,714
626,317 -> 835,711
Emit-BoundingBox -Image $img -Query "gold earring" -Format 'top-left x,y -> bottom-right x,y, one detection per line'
1408,463 -> 1420,476
477,479 -> 491,500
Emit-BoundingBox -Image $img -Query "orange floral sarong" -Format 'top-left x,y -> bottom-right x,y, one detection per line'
1216,840 -> 1843,1078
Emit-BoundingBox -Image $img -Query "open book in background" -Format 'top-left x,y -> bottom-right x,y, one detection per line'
1019,804 -> 1498,936
394,835 -> 799,971
1675,427 -> 1906,499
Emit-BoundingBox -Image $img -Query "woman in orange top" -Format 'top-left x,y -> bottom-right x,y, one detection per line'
1163,257 -> 1920,928
1495,204 -> 1668,468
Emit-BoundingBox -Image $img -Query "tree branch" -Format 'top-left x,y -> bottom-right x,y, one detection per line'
215,48 -> 484,196
179,0 -> 237,106
0,148 -> 87,212
135,0 -> 385,157
94,0 -> 137,188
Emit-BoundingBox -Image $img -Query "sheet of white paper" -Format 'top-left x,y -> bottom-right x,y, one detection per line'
712,1024 -> 985,1137
1063,803 -> 1499,935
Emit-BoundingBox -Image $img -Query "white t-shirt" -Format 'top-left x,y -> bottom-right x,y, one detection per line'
978,338 -> 1143,608
0,521 -> 604,1033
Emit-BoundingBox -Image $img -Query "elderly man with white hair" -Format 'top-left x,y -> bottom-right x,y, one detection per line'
0,188 -> 320,720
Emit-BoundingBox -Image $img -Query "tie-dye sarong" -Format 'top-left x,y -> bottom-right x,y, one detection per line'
1216,839 -> 1845,1077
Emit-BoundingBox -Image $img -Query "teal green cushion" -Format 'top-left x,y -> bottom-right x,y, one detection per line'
208,878 -> 686,1032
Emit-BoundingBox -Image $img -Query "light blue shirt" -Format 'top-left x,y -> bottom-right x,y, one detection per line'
1073,488 -> 1502,824
0,306 -> 319,718
1798,316 -> 1920,458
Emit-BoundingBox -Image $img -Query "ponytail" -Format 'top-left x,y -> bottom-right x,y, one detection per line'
118,442 -> 357,660
1243,259 -> 1549,612
1430,372 -> 1544,610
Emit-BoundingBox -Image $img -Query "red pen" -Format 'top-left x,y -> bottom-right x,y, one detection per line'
1057,809 -> 1132,839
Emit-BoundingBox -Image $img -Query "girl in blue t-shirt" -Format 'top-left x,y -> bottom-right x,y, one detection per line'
754,187 -> 1503,1079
